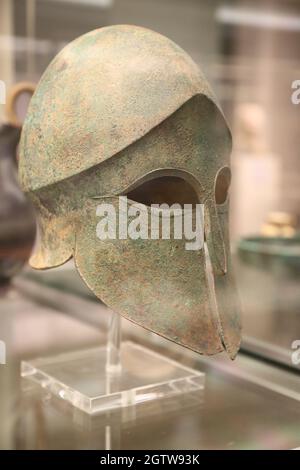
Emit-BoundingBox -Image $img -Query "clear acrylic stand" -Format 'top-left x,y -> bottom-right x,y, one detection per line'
21,312 -> 205,414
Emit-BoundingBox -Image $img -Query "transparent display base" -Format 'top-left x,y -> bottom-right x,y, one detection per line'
21,341 -> 205,414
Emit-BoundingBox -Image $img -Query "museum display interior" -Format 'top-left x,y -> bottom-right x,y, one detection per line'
0,0 -> 299,450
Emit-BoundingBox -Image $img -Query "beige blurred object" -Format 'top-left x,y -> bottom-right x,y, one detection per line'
231,102 -> 280,242
234,103 -> 269,155
261,212 -> 298,238
5,82 -> 36,128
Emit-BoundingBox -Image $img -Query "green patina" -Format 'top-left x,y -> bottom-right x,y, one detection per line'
19,25 -> 241,359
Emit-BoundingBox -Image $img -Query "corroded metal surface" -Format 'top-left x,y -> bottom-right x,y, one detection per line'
19,25 -> 241,358
75,196 -> 224,355
19,25 -> 218,192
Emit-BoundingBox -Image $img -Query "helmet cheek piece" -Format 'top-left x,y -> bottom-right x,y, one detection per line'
204,167 -> 242,360
205,197 -> 227,276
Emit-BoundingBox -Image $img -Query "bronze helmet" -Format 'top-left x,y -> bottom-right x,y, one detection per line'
19,25 -> 241,358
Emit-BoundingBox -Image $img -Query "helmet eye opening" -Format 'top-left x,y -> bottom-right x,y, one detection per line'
214,166 -> 231,205
126,176 -> 199,208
